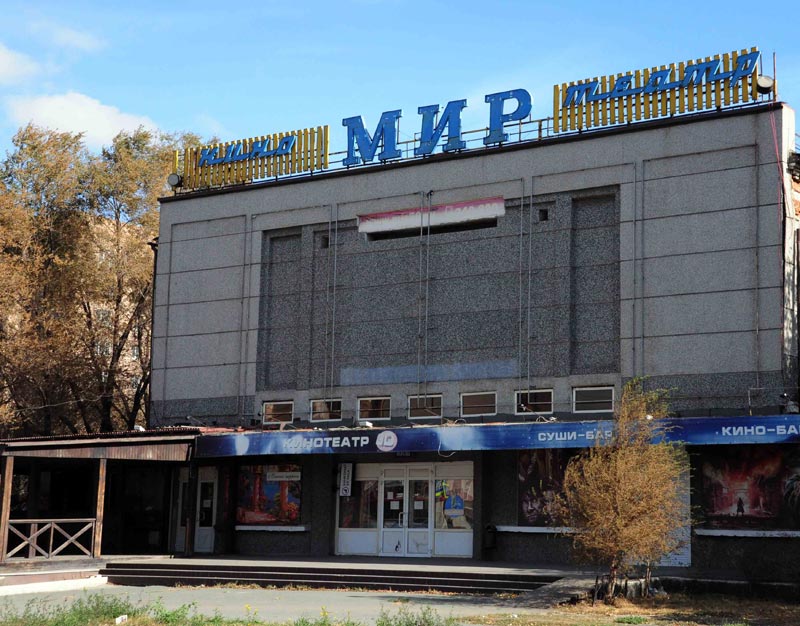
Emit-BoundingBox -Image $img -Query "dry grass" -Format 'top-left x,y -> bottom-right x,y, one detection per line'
463,593 -> 800,626
176,582 -> 476,596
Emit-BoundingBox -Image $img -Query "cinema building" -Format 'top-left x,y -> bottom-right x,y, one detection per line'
12,47 -> 796,576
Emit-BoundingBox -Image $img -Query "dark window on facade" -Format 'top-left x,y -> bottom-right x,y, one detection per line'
408,395 -> 443,419
573,387 -> 614,412
311,399 -> 342,421
263,401 -> 294,424
460,392 -> 497,417
367,219 -> 497,241
516,390 -> 554,414
358,397 -> 391,420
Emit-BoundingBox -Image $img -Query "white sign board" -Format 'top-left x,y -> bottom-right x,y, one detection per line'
339,463 -> 353,497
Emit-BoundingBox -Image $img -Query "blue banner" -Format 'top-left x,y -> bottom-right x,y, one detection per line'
195,415 -> 800,458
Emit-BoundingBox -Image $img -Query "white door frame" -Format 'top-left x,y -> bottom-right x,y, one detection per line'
378,464 -> 433,557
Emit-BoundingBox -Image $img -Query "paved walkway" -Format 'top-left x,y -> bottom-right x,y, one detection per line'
0,557 -> 600,622
0,580 -> 595,623
0,555 -> 778,623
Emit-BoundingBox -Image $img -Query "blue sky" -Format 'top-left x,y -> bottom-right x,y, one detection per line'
0,0 -> 797,156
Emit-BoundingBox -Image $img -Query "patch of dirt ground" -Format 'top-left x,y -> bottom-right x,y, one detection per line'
462,593 -> 800,626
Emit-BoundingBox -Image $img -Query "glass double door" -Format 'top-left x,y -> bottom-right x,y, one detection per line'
379,465 -> 432,556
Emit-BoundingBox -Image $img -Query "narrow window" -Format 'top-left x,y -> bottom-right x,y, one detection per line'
460,392 -> 497,417
358,397 -> 391,420
573,387 -> 614,413
310,399 -> 342,421
263,401 -> 294,424
515,389 -> 553,414
408,395 -> 443,419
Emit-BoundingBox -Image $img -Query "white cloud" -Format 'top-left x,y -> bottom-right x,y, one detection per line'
194,112 -> 230,139
30,21 -> 105,52
5,92 -> 157,150
0,43 -> 40,85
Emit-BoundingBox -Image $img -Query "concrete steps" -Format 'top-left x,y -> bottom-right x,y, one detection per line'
100,561 -> 559,594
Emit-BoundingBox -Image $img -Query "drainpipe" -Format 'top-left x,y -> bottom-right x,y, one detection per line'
146,238 -> 158,429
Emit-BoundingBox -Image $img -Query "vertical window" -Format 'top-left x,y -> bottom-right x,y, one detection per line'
460,392 -> 496,417
310,399 -> 342,421
408,395 -> 443,419
573,387 -> 614,413
338,480 -> 379,528
515,390 -> 553,415
263,401 -> 294,424
358,397 -> 391,420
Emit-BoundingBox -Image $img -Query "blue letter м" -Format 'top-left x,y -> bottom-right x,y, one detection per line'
342,110 -> 402,166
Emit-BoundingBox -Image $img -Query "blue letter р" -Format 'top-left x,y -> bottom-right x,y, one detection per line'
415,99 -> 467,156
483,89 -> 532,145
342,110 -> 402,166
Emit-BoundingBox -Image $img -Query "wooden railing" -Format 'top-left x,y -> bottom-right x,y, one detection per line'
5,518 -> 96,559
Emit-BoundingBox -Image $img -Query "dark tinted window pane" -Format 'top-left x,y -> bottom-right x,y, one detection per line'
461,393 -> 496,416
409,395 -> 442,418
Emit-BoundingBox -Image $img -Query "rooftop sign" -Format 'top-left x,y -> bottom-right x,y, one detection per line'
553,47 -> 761,133
171,46 -> 770,192
176,126 -> 329,191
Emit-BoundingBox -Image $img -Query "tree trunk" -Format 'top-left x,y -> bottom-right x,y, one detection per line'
606,561 -> 618,603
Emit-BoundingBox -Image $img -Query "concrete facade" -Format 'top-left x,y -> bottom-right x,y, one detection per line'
152,104 -> 798,427
151,103 -> 800,578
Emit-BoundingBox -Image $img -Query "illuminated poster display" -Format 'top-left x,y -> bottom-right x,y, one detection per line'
698,446 -> 800,530
237,464 -> 301,525
518,449 -> 573,526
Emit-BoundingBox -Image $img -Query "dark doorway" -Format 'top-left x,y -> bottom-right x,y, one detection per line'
102,462 -> 173,554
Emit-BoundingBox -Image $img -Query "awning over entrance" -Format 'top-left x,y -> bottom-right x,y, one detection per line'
0,428 -> 198,461
195,414 -> 800,458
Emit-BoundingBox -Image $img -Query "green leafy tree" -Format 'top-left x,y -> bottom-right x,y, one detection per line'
0,124 -> 201,435
560,379 -> 689,601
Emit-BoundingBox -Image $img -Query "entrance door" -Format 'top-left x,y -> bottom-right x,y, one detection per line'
194,467 -> 217,553
173,467 -> 217,554
379,465 -> 432,556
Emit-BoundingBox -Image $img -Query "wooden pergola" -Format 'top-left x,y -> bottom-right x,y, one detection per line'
0,429 -> 198,561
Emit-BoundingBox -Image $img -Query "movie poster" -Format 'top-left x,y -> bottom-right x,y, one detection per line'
698,446 -> 800,530
518,449 -> 573,526
237,464 -> 301,525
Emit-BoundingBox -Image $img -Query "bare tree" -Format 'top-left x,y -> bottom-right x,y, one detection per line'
560,379 -> 689,601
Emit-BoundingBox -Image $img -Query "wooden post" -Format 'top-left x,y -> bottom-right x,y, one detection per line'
27,461 -> 39,558
93,458 -> 107,558
0,456 -> 14,563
